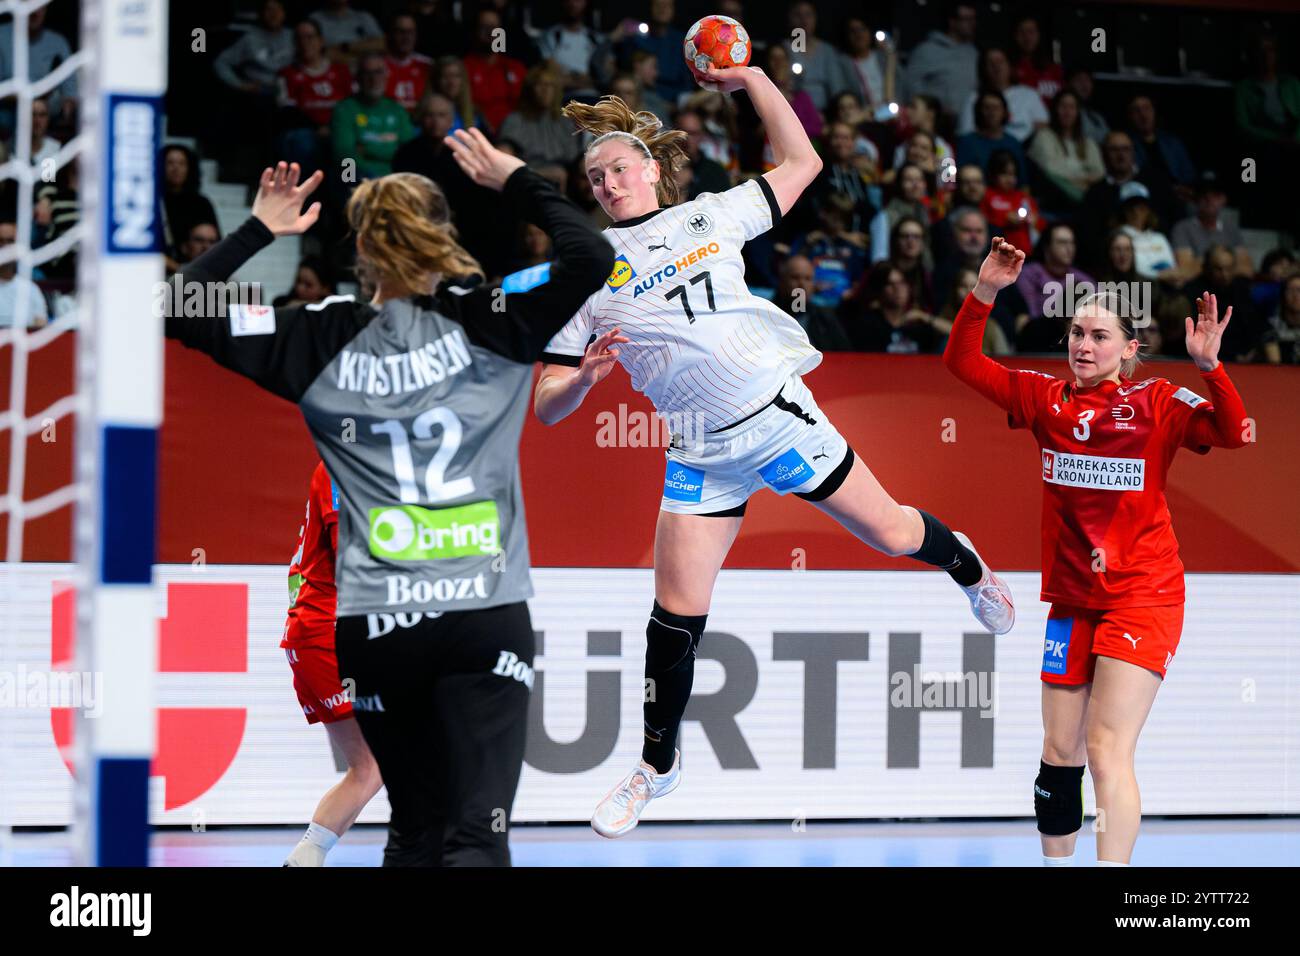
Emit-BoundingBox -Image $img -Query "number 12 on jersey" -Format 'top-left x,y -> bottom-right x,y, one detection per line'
665,270 -> 715,324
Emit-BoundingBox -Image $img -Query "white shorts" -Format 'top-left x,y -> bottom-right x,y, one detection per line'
660,375 -> 852,515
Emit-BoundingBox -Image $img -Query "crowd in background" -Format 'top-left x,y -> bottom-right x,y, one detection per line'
3,0 -> 1300,365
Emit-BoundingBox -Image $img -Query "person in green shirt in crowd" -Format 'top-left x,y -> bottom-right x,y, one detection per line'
332,53 -> 416,180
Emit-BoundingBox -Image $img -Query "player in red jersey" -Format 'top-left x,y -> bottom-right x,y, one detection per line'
281,461 -> 382,866
278,19 -> 355,129
944,237 -> 1250,866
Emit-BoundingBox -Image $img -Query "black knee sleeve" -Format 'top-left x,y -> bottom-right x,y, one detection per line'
642,601 -> 706,773
1034,761 -> 1085,836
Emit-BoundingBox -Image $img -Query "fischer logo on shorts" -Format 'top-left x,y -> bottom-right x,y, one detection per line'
1043,617 -> 1072,675
663,462 -> 705,502
758,448 -> 815,492
1041,450 -> 1145,491
368,501 -> 500,560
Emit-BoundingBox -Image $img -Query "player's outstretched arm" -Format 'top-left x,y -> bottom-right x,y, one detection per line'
702,65 -> 821,216
942,236 -> 1026,412
1182,292 -> 1251,451
534,327 -> 629,425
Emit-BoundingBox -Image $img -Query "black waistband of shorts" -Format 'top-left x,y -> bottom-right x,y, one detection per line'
708,387 -> 784,434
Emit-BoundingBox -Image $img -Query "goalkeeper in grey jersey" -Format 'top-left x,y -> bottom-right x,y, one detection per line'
165,134 -> 614,865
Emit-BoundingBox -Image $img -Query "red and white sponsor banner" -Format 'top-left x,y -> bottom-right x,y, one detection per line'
2,338 -> 1297,575
2,565 -> 1296,825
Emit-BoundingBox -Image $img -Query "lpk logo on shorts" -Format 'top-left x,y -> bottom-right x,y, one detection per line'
758,448 -> 814,493
1043,617 -> 1072,675
663,461 -> 705,502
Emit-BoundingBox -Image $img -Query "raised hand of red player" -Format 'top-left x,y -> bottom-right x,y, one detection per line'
1185,291 -> 1232,372
976,236 -> 1026,295
252,162 -> 323,237
578,327 -> 630,388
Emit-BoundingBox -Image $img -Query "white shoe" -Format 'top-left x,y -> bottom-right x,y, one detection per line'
954,532 -> 1015,635
282,841 -> 327,867
591,751 -> 681,839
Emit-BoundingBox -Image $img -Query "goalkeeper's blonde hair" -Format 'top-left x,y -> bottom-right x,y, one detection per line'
563,95 -> 689,206
346,173 -> 482,297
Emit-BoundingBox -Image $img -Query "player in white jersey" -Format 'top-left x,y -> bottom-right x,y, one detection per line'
535,67 -> 1015,838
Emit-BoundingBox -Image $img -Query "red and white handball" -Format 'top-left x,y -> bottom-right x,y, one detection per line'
683,15 -> 751,82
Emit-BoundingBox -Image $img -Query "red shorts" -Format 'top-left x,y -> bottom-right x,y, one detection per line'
283,617 -> 352,725
1040,603 -> 1184,685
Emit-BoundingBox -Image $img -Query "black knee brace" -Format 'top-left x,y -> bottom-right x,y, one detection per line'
642,601 -> 706,773
1034,761 -> 1085,836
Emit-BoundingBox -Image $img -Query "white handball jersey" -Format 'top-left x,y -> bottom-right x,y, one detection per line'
541,177 -> 821,432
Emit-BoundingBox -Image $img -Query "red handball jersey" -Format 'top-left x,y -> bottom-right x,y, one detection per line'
279,61 -> 354,127
945,294 -> 1249,609
283,462 -> 339,645
384,53 -> 432,112
463,53 -> 525,131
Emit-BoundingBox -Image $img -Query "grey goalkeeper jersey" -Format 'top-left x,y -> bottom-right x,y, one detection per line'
166,167 -> 614,617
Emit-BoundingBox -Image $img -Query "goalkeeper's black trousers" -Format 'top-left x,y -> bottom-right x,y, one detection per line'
335,602 -> 534,867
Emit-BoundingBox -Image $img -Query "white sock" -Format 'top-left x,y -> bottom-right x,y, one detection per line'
283,823 -> 339,867
1042,853 -> 1075,867
1097,859 -> 1130,867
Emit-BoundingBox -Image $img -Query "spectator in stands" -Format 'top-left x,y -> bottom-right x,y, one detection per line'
273,257 -> 336,307
1126,95 -> 1197,204
30,97 -> 60,168
33,156 -> 79,280
0,218 -> 48,329
957,47 -> 1048,143
1186,245 -> 1267,362
1253,247 -> 1298,318
478,0 -> 542,66
1170,171 -> 1252,283
780,2 -> 856,113
1011,15 -> 1062,107
565,155 -> 607,229
310,0 -> 384,57
498,64 -> 581,170
1016,223 -> 1094,320
673,107 -> 731,199
463,5 -> 527,133
0,6 -> 77,131
1027,90 -> 1104,206
332,53 -> 416,181
277,19 -> 354,174
539,0 -> 603,97
215,0 -> 293,98
765,44 -> 824,144
392,92 -> 455,173
844,16 -> 896,113
629,51 -> 672,125
839,260 -> 943,353
936,266 -> 1012,354
167,221 -> 220,280
955,91 -> 1026,182
774,254 -> 855,351
1078,131 -> 1176,272
408,0 -> 462,61
383,14 -> 433,115
683,90 -> 740,177
890,95 -> 953,172
789,193 -> 869,307
1117,182 -> 1178,282
934,204 -> 1029,342
433,56 -> 482,132
1262,273 -> 1300,364
159,145 -> 219,274
886,215 -> 935,310
953,163 -> 985,209
617,0 -> 692,103
1065,68 -> 1109,143
872,166 -> 933,261
980,149 -> 1039,255
1095,227 -> 1192,358
1234,32 -> 1300,147
902,1 -> 978,120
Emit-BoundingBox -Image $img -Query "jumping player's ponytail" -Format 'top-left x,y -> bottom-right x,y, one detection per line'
563,95 -> 690,206
346,173 -> 483,298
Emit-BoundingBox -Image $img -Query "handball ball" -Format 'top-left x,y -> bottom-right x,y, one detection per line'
683,15 -> 751,79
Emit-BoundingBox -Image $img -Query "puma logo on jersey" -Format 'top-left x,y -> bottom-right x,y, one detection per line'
812,445 -> 830,461
336,330 -> 472,396
632,242 -> 721,298
647,236 -> 671,251
1123,632 -> 1142,649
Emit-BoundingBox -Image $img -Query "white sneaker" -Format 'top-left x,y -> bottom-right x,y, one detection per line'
591,751 -> 681,839
953,532 -> 1015,635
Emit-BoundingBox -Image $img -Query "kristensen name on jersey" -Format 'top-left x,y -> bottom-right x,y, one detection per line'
335,328 -> 473,396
